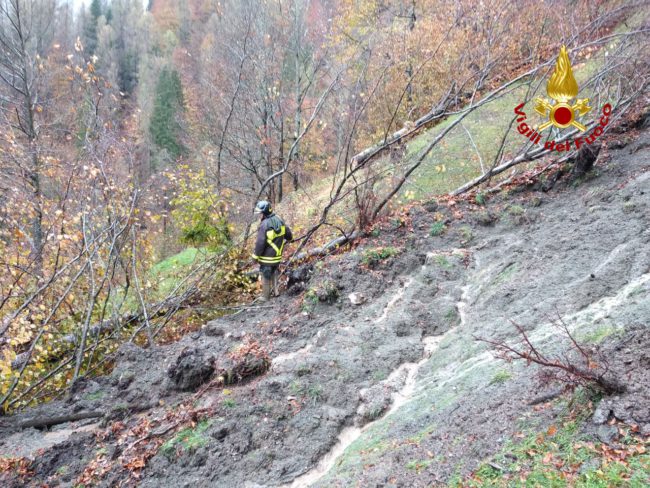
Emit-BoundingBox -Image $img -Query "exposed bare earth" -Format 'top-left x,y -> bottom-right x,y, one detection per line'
1,129 -> 649,487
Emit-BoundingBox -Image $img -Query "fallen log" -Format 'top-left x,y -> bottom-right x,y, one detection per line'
289,230 -> 359,264
10,231 -> 356,373
20,410 -> 103,430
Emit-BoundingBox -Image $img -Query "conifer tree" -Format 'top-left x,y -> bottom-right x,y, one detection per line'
83,0 -> 103,55
149,67 -> 185,167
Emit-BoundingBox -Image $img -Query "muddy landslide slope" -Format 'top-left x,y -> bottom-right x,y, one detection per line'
1,129 -> 649,487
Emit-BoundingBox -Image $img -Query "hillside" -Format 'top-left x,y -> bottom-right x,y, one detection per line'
1,117 -> 648,486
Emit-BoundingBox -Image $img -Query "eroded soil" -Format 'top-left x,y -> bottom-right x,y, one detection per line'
1,129 -> 649,487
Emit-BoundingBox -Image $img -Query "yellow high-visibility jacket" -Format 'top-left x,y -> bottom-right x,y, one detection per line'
252,214 -> 293,266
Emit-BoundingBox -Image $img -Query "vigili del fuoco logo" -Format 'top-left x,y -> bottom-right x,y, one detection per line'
513,45 -> 611,153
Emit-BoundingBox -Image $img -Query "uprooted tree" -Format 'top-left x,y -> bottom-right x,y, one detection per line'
476,315 -> 625,395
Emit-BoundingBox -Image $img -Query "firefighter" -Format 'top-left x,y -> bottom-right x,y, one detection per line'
252,200 -> 293,301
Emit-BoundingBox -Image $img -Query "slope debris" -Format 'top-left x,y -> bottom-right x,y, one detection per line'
1,131 -> 649,487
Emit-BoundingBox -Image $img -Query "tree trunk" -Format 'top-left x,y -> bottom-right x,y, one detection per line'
30,161 -> 44,276
406,0 -> 416,105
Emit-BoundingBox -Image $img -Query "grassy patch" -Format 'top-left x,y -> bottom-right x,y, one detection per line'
108,247 -> 209,315
453,390 -> 650,487
160,419 -> 211,458
430,221 -> 447,236
506,204 -> 525,216
222,398 -> 237,408
409,423 -> 438,444
489,369 -> 513,385
363,405 -> 386,422
296,364 -> 311,377
459,226 -> 474,243
150,247 -> 207,298
445,308 -> 459,324
578,325 -> 621,345
307,384 -> 324,404
433,255 -> 452,268
406,458 -> 434,473
361,246 -> 401,266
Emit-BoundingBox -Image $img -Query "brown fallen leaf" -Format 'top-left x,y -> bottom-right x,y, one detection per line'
542,452 -> 553,464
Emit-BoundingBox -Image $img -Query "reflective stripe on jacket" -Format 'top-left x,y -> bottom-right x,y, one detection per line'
252,214 -> 292,266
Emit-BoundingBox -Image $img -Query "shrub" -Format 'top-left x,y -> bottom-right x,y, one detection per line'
301,288 -> 319,313
170,167 -> 231,250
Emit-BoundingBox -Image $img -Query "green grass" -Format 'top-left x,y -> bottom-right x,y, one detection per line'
222,398 -> 237,408
444,308 -> 459,324
408,423 -> 438,444
107,246 -> 210,316
452,390 -> 650,487
150,247 -> 209,297
361,246 -> 401,266
459,226 -> 474,243
160,419 -> 212,458
578,325 -> 622,345
289,380 -> 304,396
296,364 -> 312,376
489,369 -> 513,385
506,204 -> 525,216
307,385 -> 324,404
406,458 -> 434,473
433,255 -> 452,268
401,83 -> 535,200
430,221 -> 446,236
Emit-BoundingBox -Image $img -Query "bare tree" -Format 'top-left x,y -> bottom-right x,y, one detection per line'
0,0 -> 58,274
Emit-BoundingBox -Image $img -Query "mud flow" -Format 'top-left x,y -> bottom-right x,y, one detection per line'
1,132 -> 649,487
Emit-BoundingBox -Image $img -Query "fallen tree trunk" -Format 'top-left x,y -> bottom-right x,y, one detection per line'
351,106 -> 448,168
289,230 -> 359,264
11,294 -> 195,370
11,231 -> 357,372
20,411 -> 103,430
